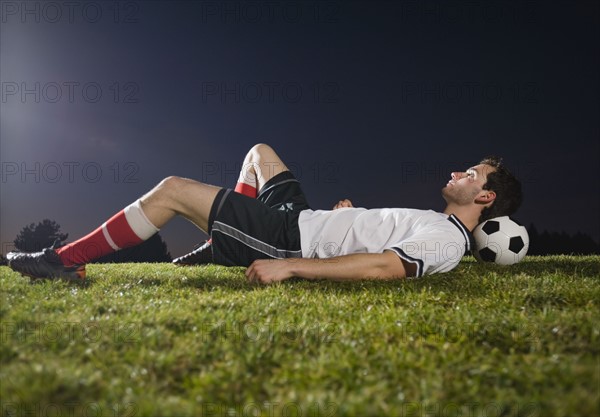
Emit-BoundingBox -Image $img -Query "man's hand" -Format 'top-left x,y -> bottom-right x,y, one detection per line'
333,199 -> 353,210
245,259 -> 295,284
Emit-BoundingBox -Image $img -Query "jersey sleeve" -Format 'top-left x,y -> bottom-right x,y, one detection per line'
386,229 -> 466,277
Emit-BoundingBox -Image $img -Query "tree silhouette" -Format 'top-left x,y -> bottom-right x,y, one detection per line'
92,233 -> 172,263
14,219 -> 69,252
527,224 -> 600,255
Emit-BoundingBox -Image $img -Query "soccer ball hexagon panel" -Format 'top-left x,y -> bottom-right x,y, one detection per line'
473,216 -> 529,265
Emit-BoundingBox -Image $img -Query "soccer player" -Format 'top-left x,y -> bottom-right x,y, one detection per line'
6,144 -> 522,284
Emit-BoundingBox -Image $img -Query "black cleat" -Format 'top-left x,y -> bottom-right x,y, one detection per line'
172,241 -> 213,266
6,243 -> 85,282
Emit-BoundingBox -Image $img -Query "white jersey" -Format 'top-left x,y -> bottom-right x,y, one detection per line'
297,208 -> 474,277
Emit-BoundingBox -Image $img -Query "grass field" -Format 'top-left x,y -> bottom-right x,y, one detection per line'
1,256 -> 598,417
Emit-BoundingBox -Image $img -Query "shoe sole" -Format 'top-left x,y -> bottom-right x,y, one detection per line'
16,265 -> 86,282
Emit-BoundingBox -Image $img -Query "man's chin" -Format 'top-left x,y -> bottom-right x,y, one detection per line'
441,188 -> 450,201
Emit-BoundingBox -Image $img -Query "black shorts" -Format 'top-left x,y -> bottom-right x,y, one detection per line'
207,171 -> 311,266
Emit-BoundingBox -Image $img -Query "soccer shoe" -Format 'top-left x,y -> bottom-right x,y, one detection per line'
6,244 -> 86,282
172,241 -> 213,266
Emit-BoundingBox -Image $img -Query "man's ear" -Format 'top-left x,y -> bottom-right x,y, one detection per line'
475,190 -> 496,205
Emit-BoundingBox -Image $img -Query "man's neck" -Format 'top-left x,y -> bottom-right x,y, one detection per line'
443,205 -> 480,231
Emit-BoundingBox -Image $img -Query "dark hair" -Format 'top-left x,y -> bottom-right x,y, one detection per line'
478,156 -> 523,223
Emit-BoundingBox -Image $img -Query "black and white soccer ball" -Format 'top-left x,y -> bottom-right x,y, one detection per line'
473,216 -> 529,265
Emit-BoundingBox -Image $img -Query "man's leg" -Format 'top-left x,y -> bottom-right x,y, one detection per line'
7,177 -> 221,280
174,143 -> 290,265
209,144 -> 309,267
137,176 -> 221,231
235,143 -> 290,197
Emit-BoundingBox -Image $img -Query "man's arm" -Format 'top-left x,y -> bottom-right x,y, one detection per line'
245,251 -> 417,284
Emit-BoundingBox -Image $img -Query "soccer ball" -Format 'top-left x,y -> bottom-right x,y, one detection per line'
473,216 -> 529,265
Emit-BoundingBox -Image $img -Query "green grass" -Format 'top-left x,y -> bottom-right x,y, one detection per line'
1,256 -> 598,417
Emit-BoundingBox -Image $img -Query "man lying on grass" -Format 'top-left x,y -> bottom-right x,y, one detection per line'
7,144 -> 522,283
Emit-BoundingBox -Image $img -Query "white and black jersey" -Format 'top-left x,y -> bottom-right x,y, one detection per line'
298,208 -> 474,277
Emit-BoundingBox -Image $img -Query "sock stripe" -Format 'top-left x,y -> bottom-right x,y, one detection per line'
124,200 -> 160,240
105,210 -> 143,249
101,222 -> 121,251
234,182 -> 257,198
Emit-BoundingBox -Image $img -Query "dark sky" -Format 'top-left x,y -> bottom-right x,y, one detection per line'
1,0 -> 598,257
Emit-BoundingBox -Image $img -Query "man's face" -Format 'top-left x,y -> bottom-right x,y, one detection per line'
442,163 -> 496,205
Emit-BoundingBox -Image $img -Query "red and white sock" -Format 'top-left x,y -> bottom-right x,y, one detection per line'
235,163 -> 258,198
234,182 -> 257,198
56,200 -> 159,266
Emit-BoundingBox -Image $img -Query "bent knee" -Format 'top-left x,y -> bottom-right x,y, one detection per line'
158,175 -> 184,189
249,143 -> 274,157
157,176 -> 201,194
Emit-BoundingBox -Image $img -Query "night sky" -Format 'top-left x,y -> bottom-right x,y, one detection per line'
1,0 -> 598,258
